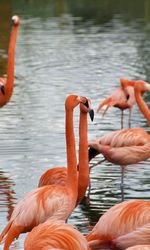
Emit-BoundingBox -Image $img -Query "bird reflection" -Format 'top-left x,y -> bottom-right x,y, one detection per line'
0,170 -> 16,220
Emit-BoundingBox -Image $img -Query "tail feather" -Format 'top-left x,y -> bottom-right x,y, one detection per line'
0,221 -> 12,243
0,222 -> 24,250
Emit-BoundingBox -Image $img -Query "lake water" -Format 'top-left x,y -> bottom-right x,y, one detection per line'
0,1 -> 150,249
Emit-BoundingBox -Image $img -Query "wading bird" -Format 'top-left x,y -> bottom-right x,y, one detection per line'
24,219 -> 91,250
0,95 -> 93,250
97,78 -> 150,128
38,98 -> 94,205
87,200 -> 150,250
121,78 -> 150,126
89,126 -> 150,200
0,15 -> 20,106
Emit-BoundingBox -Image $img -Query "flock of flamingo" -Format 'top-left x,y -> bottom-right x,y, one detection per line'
0,15 -> 149,250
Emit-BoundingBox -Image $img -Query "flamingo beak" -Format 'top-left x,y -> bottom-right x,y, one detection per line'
89,109 -> 94,121
0,85 -> 5,95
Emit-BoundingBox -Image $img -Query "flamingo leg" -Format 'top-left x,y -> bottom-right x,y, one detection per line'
120,165 -> 126,201
121,110 -> 124,129
128,108 -> 132,128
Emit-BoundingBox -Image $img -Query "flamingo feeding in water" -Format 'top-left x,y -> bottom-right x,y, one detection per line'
97,78 -> 150,128
0,95 -> 93,250
24,219 -> 91,250
87,200 -> 150,250
89,126 -> 150,200
0,15 -> 20,107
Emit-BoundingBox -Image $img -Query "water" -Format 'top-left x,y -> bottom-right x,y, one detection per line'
0,1 -> 150,249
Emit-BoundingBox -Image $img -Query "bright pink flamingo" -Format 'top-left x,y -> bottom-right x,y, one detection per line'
24,219 -> 91,250
38,98 -> 94,204
89,127 -> 150,200
0,95 -> 92,250
97,78 -> 150,128
87,200 -> 150,250
0,16 -> 20,107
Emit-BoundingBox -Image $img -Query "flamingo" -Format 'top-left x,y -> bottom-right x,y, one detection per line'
86,200 -> 150,250
126,246 -> 150,250
0,15 -> 20,107
38,98 -> 94,205
120,78 -> 150,126
97,78 -> 150,128
24,219 -> 91,250
88,127 -> 150,200
0,94 -> 93,250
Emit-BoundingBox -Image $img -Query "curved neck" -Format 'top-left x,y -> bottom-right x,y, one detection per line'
66,108 -> 78,200
77,111 -> 89,204
135,89 -> 150,126
5,25 -> 19,95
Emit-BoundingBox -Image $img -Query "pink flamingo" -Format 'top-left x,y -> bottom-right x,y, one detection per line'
89,126 -> 150,200
87,200 -> 150,250
0,16 -> 20,106
0,95 -> 93,250
24,219 -> 91,250
121,78 -> 150,126
38,98 -> 94,204
97,78 -> 150,128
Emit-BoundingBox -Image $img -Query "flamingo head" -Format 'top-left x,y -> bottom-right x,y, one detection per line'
65,94 -> 82,110
12,15 -> 20,26
79,96 -> 94,121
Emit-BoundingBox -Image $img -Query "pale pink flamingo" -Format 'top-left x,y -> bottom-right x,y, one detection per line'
88,127 -> 150,200
0,16 -> 20,106
97,78 -> 150,128
87,200 -> 150,250
24,219 -> 91,250
120,78 -> 150,126
0,95 -> 92,250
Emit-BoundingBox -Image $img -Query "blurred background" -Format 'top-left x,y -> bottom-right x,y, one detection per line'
0,0 -> 150,249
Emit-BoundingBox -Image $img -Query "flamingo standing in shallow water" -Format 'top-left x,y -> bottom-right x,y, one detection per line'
89,126 -> 150,200
38,98 -> 94,204
97,78 -> 150,128
0,95 -> 93,250
24,220 -> 91,250
0,16 -> 20,106
87,200 -> 150,250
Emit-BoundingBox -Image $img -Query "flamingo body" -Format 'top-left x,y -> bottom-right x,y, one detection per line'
89,127 -> 150,166
24,220 -> 90,250
38,167 -> 67,187
126,245 -> 150,250
87,200 -> 150,250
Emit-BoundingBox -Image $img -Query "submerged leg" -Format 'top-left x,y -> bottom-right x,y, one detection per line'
128,109 -> 132,128
121,110 -> 124,129
120,165 -> 126,201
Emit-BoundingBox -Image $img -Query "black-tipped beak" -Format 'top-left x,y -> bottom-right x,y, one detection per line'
0,85 -> 5,95
89,109 -> 94,121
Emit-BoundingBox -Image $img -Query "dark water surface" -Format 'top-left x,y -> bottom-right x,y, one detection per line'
0,1 -> 150,249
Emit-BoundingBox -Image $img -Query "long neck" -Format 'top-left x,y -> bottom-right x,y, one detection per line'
77,111 -> 89,204
5,25 -> 19,99
135,89 -> 150,126
66,108 -> 78,200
